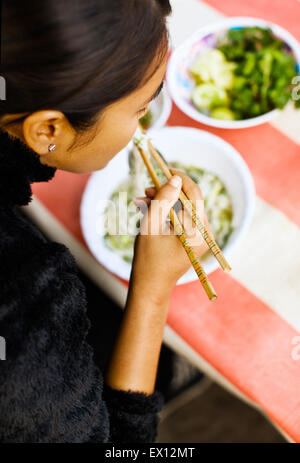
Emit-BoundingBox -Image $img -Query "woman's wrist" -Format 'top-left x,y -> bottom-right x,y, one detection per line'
127,268 -> 174,312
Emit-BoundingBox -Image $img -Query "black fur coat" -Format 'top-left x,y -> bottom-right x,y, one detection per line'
0,129 -> 163,443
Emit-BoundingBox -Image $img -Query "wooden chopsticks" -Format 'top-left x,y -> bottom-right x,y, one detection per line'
133,123 -> 233,299
147,140 -> 231,273
133,142 -> 217,301
135,144 -> 218,300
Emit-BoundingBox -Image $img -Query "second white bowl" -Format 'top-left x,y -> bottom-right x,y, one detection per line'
166,17 -> 300,129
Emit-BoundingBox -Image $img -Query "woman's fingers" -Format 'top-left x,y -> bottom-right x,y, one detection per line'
141,176 -> 182,235
169,168 -> 205,223
133,196 -> 151,207
168,169 -> 215,251
137,171 -> 216,263
145,186 -> 156,197
169,168 -> 202,199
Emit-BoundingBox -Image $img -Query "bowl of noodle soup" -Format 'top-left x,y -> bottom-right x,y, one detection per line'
80,126 -> 255,284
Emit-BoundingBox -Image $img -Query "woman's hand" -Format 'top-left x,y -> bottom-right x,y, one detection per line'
131,168 -> 214,305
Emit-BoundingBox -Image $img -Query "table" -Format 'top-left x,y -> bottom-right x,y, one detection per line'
24,0 -> 300,443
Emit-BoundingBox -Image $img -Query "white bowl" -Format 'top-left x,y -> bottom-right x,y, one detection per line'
80,126 -> 255,284
166,17 -> 300,129
146,86 -> 172,128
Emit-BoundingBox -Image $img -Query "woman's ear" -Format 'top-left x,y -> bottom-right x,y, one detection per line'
22,110 -> 76,156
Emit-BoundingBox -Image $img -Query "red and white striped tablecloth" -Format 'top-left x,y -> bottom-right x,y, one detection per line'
27,0 -> 300,442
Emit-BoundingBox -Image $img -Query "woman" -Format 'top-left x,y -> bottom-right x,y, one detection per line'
0,0 -> 210,443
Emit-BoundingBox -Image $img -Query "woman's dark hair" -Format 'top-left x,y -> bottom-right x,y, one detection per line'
1,0 -> 171,131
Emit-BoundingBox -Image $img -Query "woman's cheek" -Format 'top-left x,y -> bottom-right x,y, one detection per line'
118,119 -> 139,150
90,117 -> 139,169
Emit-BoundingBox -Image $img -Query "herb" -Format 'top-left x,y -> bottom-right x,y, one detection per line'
190,27 -> 298,120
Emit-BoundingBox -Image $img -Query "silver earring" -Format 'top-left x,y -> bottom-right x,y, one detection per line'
48,143 -> 56,152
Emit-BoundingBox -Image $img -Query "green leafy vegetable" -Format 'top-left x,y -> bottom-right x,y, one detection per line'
189,26 -> 299,120
139,110 -> 153,130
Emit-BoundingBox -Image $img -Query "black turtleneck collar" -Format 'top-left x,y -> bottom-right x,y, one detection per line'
0,129 -> 57,207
